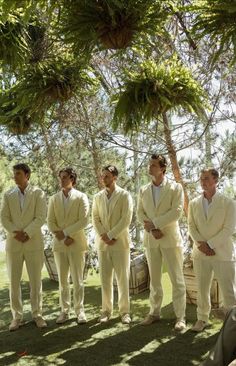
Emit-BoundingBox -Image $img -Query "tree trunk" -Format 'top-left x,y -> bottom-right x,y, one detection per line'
205,124 -> 212,165
40,125 -> 59,190
162,112 -> 189,216
89,127 -> 104,190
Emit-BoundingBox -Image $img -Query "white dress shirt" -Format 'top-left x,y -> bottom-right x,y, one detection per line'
16,184 -> 30,210
62,188 -> 75,237
152,183 -> 163,207
202,193 -> 217,249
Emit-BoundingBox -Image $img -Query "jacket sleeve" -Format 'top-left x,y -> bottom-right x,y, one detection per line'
188,200 -> 206,242
64,194 -> 90,236
137,187 -> 150,223
24,190 -> 47,238
0,193 -> 18,233
152,184 -> 184,230
47,196 -> 61,233
107,192 -> 133,239
92,195 -> 107,235
208,199 -> 236,249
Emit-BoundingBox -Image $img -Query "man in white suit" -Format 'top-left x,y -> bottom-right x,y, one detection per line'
137,154 -> 186,331
92,165 -> 133,324
0,163 -> 47,331
47,168 -> 89,325
188,168 -> 236,332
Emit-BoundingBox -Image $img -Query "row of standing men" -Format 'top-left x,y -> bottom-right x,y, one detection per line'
0,155 -> 235,357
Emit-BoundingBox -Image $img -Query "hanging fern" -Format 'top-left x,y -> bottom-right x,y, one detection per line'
112,57 -> 208,133
0,95 -> 34,135
0,13 -> 29,68
27,24 -> 49,63
192,0 -> 236,64
0,58 -> 98,121
60,0 -> 171,52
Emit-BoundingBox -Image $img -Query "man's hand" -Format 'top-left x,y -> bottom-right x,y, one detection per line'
197,241 -> 215,256
64,237 -> 74,246
14,231 -> 29,243
144,220 -> 155,232
101,233 -> 116,246
151,229 -> 164,240
106,239 -> 116,246
54,231 -> 65,241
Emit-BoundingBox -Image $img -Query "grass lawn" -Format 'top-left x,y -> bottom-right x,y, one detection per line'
0,252 -> 222,366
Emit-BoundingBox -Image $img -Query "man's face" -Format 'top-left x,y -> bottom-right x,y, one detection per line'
200,172 -> 217,192
101,170 -> 116,188
148,159 -> 165,177
59,172 -> 73,190
13,169 -> 29,186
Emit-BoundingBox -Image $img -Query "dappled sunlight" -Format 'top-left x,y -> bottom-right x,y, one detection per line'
0,253 -> 222,366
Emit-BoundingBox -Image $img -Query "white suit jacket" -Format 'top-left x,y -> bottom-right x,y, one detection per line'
92,185 -> 133,251
137,179 -> 184,248
188,193 -> 236,261
0,185 -> 46,252
47,189 -> 89,252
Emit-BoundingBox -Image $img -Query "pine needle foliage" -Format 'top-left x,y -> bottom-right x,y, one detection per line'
113,58 -> 208,133
61,0 -> 171,52
192,0 -> 236,64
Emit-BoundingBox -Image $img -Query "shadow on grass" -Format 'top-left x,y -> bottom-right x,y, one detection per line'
0,277 -> 221,366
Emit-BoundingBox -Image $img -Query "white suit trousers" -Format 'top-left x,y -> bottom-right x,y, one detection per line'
6,250 -> 44,320
54,250 -> 85,315
145,246 -> 186,319
98,249 -> 130,315
193,258 -> 236,322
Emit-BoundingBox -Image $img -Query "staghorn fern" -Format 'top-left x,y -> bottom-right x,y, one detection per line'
0,58 -> 98,121
112,58 -> 208,133
0,97 -> 33,135
192,0 -> 236,64
27,24 -> 49,63
60,0 -> 171,52
0,13 -> 29,68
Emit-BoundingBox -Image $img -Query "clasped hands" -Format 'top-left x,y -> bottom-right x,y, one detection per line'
101,233 -> 116,246
144,220 -> 164,240
54,231 -> 74,246
14,230 -> 29,243
197,241 -> 215,256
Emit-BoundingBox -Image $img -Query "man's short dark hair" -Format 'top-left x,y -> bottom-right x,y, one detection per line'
102,165 -> 119,177
59,167 -> 77,186
13,163 -> 31,177
151,154 -> 168,173
201,168 -> 219,181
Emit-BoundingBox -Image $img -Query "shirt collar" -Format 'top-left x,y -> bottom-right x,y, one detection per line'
62,187 -> 75,198
16,184 -> 30,194
152,180 -> 164,189
202,191 -> 219,203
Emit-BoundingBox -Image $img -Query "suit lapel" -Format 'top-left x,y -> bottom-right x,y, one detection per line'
197,196 -> 207,221
11,188 -> 22,216
101,190 -> 109,218
146,184 -> 156,211
54,191 -> 65,219
64,190 -> 76,218
207,194 -> 220,221
107,187 -> 121,217
21,185 -> 33,215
